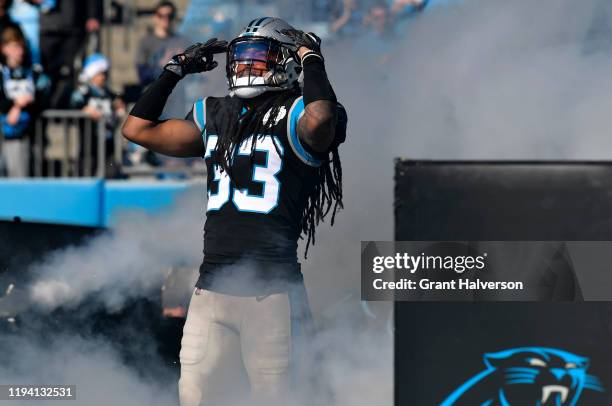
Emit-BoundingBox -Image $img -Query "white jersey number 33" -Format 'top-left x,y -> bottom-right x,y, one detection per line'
204,134 -> 283,214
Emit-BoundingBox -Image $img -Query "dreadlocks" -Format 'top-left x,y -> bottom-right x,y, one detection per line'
210,90 -> 343,257
300,139 -> 343,257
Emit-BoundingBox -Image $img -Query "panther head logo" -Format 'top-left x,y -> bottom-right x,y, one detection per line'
441,347 -> 604,406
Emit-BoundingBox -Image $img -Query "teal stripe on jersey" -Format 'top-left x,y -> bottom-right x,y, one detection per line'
194,98 -> 207,148
288,97 -> 322,167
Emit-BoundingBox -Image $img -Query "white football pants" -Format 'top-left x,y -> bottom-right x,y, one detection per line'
178,284 -> 313,406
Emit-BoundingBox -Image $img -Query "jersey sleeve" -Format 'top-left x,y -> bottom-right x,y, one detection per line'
287,96 -> 323,167
187,97 -> 208,147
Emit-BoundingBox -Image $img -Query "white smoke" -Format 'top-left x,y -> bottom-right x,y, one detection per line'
2,0 -> 610,405
0,333 -> 177,406
307,0 -> 612,304
364,0 -> 611,161
27,186 -> 205,312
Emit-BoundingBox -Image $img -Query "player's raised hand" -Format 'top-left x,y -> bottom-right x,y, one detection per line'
278,29 -> 323,62
164,38 -> 228,78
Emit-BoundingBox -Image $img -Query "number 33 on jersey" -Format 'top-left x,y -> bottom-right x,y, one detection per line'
205,133 -> 282,213
189,95 -> 335,262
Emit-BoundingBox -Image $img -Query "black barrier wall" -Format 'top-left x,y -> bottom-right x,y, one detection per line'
0,221 -> 100,277
394,161 -> 612,241
394,161 -> 612,406
397,303 -> 612,405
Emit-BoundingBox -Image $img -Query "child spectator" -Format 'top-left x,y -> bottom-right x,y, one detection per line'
70,53 -> 126,176
0,26 -> 48,177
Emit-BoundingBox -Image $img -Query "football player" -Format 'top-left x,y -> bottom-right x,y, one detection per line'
122,17 -> 346,405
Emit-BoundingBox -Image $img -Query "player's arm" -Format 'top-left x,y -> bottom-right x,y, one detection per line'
282,30 -> 341,153
122,39 -> 227,157
122,116 -> 201,157
298,98 -> 337,153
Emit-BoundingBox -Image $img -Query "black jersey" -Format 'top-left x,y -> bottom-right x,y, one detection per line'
189,94 -> 334,290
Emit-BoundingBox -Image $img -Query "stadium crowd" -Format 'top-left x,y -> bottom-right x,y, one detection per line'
0,0 -> 438,178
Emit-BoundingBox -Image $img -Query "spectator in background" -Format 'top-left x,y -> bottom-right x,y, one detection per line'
133,1 -> 189,169
135,1 -> 187,87
40,0 -> 103,108
10,0 -> 56,65
0,26 -> 49,177
70,54 -> 125,176
363,1 -> 394,38
357,1 -> 396,66
330,0 -> 364,36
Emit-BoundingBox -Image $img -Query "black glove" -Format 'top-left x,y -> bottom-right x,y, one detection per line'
164,38 -> 228,78
279,29 -> 323,63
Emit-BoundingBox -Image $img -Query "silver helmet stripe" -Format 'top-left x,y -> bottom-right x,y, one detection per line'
245,17 -> 270,33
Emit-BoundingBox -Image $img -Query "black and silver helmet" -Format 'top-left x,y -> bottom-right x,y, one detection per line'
227,17 -> 301,99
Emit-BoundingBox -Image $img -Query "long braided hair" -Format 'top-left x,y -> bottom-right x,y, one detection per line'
210,89 -> 343,257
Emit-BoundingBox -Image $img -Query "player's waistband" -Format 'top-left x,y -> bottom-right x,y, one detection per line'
197,259 -> 303,297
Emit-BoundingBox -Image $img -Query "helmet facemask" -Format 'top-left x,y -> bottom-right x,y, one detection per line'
227,37 -> 299,99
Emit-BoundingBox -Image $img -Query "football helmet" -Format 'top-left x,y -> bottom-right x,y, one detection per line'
227,17 -> 301,99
